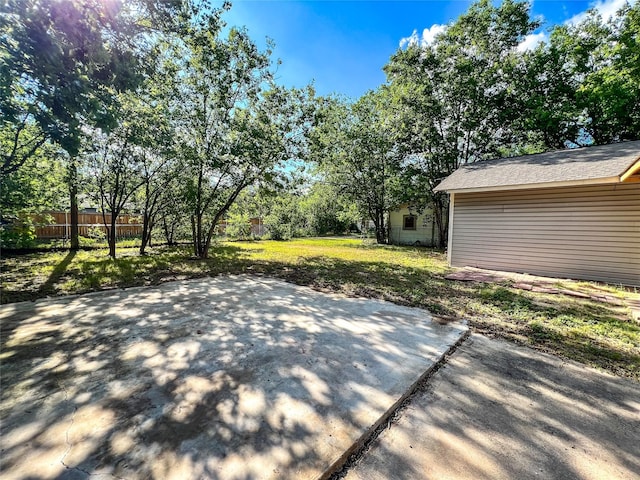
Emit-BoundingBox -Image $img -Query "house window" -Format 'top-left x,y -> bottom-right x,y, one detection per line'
403,215 -> 416,230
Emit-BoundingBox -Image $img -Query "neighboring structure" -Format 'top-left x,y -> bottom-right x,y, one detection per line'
388,204 -> 440,246
434,141 -> 640,286
217,217 -> 266,237
249,217 -> 266,236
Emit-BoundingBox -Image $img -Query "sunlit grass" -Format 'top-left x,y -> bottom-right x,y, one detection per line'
1,237 -> 638,379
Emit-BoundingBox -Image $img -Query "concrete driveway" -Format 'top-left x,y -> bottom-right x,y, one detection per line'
344,334 -> 640,480
0,275 -> 466,480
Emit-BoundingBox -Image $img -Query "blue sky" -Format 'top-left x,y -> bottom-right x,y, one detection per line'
220,0 -> 632,99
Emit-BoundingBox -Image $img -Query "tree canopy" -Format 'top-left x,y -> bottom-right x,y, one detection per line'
2,0 -> 638,252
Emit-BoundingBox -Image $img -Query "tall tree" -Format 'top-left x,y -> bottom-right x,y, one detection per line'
549,3 -> 640,144
138,154 -> 180,255
311,90 -> 401,244
1,0 -> 187,250
508,40 -> 582,151
0,138 -> 67,247
84,92 -> 168,258
0,0 -> 184,171
384,0 -> 539,245
509,2 -> 640,149
171,17 -> 311,258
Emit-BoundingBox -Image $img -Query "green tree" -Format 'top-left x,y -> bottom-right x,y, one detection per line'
137,152 -> 179,254
299,182 -> 355,236
0,139 -> 67,247
509,3 -> 640,149
1,0 -> 191,250
158,182 -> 192,246
263,194 -> 305,240
170,16 -> 311,258
224,212 -> 252,240
311,90 -> 401,244
384,0 -> 539,246
550,3 -> 640,144
509,40 -> 582,150
84,92 -> 168,258
0,0 -> 186,173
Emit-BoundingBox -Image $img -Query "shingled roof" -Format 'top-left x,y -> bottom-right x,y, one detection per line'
434,140 -> 640,193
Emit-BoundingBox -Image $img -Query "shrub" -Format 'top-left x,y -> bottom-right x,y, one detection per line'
266,223 -> 294,241
0,215 -> 37,249
225,213 -> 252,240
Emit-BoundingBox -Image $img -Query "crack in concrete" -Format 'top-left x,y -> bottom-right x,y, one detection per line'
58,377 -> 85,475
57,380 -> 127,480
326,328 -> 471,479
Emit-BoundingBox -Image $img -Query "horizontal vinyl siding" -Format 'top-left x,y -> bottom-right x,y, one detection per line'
451,183 -> 640,286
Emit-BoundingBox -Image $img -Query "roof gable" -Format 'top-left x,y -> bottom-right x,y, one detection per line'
435,141 -> 640,193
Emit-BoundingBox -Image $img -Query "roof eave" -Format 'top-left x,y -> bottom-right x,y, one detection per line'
620,157 -> 640,182
438,176 -> 622,194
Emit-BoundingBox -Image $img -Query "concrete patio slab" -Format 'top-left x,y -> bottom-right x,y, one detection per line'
0,275 -> 467,480
344,334 -> 640,480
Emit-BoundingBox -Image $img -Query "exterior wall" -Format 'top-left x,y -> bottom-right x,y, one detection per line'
450,183 -> 640,286
388,206 -> 440,246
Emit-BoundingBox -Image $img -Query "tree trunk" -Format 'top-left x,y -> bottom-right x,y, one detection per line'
140,211 -> 150,255
108,214 -> 117,258
147,220 -> 154,247
69,162 -> 79,250
374,208 -> 386,244
433,195 -> 448,249
191,215 -> 198,257
163,217 -> 174,245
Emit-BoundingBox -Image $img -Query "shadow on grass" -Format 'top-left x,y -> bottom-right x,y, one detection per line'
37,250 -> 77,296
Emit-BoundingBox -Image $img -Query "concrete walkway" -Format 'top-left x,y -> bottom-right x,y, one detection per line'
344,334 -> 640,480
0,275 -> 466,480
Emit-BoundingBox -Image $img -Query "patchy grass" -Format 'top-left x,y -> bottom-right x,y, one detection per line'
1,237 -> 638,379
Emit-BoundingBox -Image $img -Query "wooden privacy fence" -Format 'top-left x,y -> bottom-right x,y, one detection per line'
33,212 -> 143,239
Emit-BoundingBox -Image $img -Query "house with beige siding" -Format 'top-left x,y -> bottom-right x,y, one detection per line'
434,141 -> 640,286
388,204 -> 440,246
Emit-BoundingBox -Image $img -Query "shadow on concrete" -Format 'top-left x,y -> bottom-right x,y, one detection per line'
0,276 -> 464,479
2,245 -> 637,377
249,255 -> 639,377
343,334 -> 640,480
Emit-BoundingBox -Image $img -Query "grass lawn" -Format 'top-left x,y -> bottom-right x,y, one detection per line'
2,237 -> 638,379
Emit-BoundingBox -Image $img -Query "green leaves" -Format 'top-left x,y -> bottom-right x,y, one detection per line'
310,90 -> 402,243
519,2 -> 640,147
0,0 -> 190,169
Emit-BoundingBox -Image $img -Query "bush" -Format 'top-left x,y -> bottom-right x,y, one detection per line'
87,226 -> 107,242
266,223 -> 294,241
225,213 -> 252,240
0,215 -> 37,249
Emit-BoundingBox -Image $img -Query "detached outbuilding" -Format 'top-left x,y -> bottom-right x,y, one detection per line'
434,141 -> 640,286
388,204 -> 440,246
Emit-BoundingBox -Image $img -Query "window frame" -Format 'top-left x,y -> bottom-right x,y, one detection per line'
403,214 -> 417,231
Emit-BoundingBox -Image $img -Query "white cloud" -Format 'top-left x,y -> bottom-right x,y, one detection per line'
399,29 -> 419,48
516,31 -> 548,52
566,0 -> 634,25
399,24 -> 446,48
401,0 -> 638,51
421,24 -> 447,45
